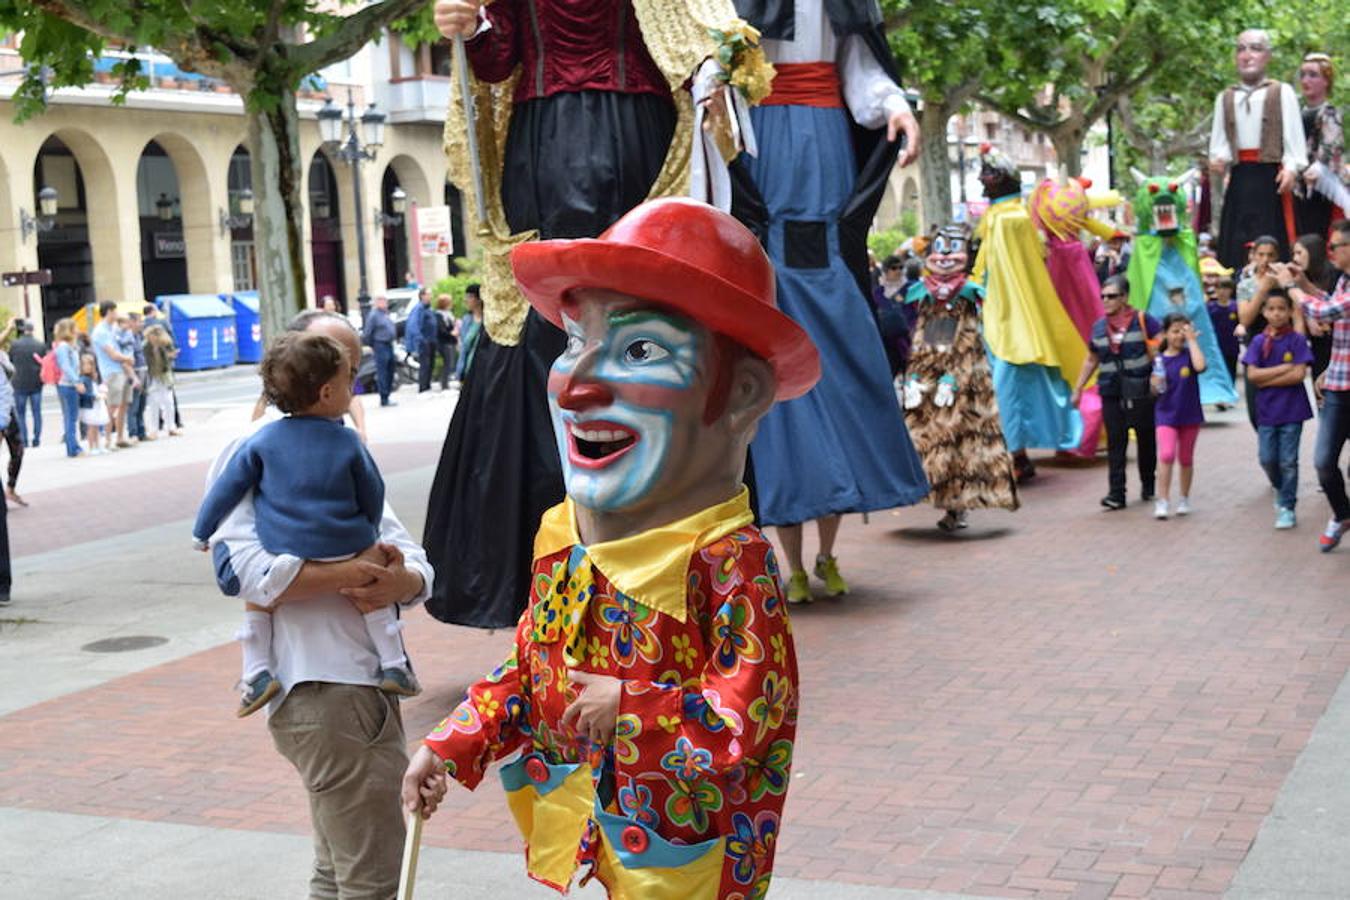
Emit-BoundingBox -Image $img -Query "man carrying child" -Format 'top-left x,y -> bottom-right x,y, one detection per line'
201,310 -> 433,898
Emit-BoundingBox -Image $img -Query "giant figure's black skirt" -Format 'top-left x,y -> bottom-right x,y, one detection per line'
1217,162 -> 1289,270
422,90 -> 674,629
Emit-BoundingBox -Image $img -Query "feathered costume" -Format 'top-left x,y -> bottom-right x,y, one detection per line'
903,226 -> 1018,515
1027,176 -> 1124,457
971,145 -> 1084,455
1125,176 -> 1239,406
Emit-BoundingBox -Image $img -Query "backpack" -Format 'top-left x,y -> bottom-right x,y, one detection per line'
38,349 -> 61,386
1138,311 -> 1160,359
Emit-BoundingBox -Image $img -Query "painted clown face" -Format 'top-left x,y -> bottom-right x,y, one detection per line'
549,290 -> 720,515
925,230 -> 969,276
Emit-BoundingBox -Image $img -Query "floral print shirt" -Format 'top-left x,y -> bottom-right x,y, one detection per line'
424,490 -> 798,899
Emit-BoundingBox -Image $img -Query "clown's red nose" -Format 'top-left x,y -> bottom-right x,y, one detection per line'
557,380 -> 614,410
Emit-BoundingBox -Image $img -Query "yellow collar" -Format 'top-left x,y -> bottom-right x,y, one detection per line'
532,488 -> 754,623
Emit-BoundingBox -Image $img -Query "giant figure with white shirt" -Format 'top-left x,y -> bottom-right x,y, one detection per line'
732,0 -> 930,604
1209,29 -> 1309,270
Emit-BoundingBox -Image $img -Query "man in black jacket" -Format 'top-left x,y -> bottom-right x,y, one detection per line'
8,320 -> 45,448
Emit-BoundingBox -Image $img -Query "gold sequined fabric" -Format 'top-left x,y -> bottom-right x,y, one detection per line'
442,0 -> 744,345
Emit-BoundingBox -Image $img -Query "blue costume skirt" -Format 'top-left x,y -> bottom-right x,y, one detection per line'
989,358 -> 1083,452
1146,248 -> 1239,406
745,104 -> 929,526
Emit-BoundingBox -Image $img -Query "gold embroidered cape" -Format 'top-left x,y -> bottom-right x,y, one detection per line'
442,0 -> 746,345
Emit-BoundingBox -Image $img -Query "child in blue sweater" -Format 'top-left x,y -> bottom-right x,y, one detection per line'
194,331 -> 417,715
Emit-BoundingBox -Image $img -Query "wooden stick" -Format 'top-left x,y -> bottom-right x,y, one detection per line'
397,811 -> 424,900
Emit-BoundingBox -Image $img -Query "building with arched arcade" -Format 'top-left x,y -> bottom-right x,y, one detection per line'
0,33 -> 465,338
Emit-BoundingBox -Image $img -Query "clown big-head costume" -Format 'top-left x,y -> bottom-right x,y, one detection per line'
513,197 -> 819,540
409,198 -> 817,900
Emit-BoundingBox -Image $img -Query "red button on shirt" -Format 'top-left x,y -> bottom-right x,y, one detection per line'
621,825 -> 649,854
525,757 -> 549,784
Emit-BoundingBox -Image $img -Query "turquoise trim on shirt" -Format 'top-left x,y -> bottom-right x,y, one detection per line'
499,754 -> 581,795
593,804 -> 722,870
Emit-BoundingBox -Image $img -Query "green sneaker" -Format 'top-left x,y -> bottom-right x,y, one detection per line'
813,554 -> 849,597
785,570 -> 812,605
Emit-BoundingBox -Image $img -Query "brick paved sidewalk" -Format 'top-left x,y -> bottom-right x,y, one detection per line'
1,407 -> 1347,899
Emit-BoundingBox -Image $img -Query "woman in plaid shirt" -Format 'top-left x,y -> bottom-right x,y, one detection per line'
1276,219 -> 1350,551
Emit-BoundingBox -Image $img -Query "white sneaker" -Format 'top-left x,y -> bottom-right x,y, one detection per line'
1176,497 -> 1192,516
1154,499 -> 1169,520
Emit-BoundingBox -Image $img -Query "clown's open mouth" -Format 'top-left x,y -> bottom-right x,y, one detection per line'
1154,202 -> 1178,231
568,421 -> 638,468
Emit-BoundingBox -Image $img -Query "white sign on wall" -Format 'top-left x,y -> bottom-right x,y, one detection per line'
416,205 -> 453,256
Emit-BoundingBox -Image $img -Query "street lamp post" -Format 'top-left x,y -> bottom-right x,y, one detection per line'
15,186 -> 59,319
219,188 -> 255,235
19,186 -> 59,241
947,128 -> 982,217
374,186 -> 407,230
318,90 -> 386,319
155,192 -> 178,222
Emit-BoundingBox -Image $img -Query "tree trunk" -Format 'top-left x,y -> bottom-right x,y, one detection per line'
246,94 -> 308,341
918,102 -> 954,230
1051,128 -> 1086,178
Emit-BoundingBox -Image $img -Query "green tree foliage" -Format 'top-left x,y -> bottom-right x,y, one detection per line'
883,0 -> 1062,226
431,254 -> 483,318
0,0 -> 429,338
968,0 -> 1244,177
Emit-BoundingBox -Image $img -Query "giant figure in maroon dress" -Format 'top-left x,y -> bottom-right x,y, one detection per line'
425,1 -> 669,631
424,1 -> 742,630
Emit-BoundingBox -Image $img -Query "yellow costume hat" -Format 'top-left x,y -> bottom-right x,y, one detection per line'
1198,257 -> 1234,278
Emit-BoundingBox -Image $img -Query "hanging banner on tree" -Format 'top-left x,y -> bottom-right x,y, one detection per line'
416,205 -> 453,256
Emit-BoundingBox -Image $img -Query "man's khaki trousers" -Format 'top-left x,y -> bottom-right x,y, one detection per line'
269,682 -> 408,900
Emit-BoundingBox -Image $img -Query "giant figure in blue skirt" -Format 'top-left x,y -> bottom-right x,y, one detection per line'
732,0 -> 929,605
1126,176 -> 1240,406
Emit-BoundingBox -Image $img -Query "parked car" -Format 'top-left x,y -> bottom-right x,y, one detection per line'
384,287 -> 421,339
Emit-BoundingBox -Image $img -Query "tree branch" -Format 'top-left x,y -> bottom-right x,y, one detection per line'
1083,54 -> 1160,125
29,0 -> 140,45
974,93 -> 1056,131
883,7 -> 914,31
292,0 -> 428,73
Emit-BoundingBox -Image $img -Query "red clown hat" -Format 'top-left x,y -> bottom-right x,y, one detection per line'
511,198 -> 821,400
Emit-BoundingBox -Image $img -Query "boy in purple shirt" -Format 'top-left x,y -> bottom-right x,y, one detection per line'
1242,290 -> 1315,529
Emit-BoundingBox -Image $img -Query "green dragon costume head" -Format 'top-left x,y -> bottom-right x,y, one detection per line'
1124,172 -> 1200,310
1131,177 -> 1189,238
